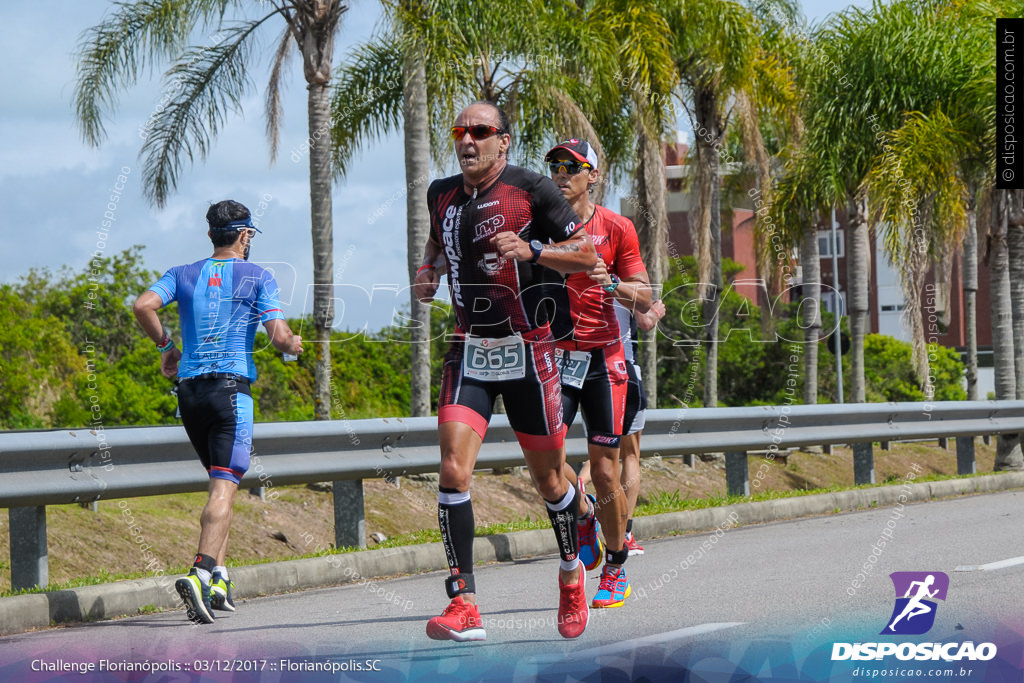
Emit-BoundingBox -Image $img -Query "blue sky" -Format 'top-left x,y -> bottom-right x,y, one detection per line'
0,0 -> 867,333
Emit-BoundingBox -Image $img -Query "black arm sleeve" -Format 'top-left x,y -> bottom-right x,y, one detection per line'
531,174 -> 583,242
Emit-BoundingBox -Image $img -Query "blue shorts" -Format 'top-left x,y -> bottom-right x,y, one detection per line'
177,377 -> 253,485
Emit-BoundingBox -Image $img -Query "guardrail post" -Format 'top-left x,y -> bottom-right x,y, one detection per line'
9,506 -> 48,590
333,480 -> 366,549
956,437 -> 976,475
853,443 -> 875,485
725,451 -> 749,497
683,454 -> 696,468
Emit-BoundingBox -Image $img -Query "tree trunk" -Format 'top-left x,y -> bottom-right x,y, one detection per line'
694,85 -> 722,408
634,117 -> 667,408
308,82 -> 334,421
962,193 -> 978,400
403,44 -> 431,417
299,2 -> 343,421
1008,201 -> 1024,401
846,195 -> 869,403
801,225 -> 821,404
990,190 -> 1023,469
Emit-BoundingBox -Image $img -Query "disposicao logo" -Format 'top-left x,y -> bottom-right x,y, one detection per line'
882,571 -> 948,635
831,571 -> 997,662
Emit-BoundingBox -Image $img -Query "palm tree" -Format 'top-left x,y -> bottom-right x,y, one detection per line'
785,0 -> 978,403
74,0 -> 348,420
771,148 -> 839,403
401,0 -> 431,417
858,0 -> 997,402
790,0 -> 1023,466
990,190 -> 1024,468
856,0 -> 1023,470
663,0 -> 798,407
329,0 -> 676,408
593,0 -> 678,408
963,189 -> 980,400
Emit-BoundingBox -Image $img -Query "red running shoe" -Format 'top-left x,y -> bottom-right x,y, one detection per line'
624,532 -> 645,556
426,596 -> 486,642
557,568 -> 588,639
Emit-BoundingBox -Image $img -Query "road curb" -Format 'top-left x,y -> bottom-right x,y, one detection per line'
2,471 -> 1021,635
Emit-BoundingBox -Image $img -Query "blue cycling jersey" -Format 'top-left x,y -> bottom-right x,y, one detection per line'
148,258 -> 285,381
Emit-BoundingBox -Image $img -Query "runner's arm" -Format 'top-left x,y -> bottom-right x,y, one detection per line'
264,319 -> 302,355
414,237 -> 445,302
491,228 -> 597,273
588,259 -> 652,314
132,290 -> 181,378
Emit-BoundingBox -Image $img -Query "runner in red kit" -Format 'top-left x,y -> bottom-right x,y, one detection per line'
413,103 -> 597,642
542,139 -> 652,609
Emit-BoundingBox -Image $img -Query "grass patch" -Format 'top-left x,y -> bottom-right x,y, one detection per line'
1,566 -> 191,598
476,516 -> 550,535
632,469 -> 1012,519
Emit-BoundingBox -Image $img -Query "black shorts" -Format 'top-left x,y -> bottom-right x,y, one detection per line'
622,359 -> 647,436
438,326 -> 565,450
177,377 -> 253,485
560,342 -> 628,448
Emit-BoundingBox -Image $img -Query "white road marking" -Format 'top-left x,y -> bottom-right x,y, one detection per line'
954,555 -> 1024,572
569,622 -> 746,659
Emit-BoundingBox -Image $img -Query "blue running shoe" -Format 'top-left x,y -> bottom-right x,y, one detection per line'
592,564 -> 631,608
577,493 -> 604,571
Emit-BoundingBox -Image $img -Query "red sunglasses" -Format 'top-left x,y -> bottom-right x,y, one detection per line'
450,125 -> 505,141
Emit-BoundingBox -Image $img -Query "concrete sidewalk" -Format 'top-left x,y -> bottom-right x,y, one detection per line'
2,471 -> 1021,636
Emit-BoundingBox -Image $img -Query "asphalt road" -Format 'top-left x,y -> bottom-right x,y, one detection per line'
4,490 -> 1023,682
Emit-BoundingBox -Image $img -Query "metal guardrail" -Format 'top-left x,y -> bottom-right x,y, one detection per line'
3,401 -> 1023,590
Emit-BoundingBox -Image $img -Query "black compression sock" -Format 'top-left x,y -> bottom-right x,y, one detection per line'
545,485 -> 580,563
438,487 -> 475,583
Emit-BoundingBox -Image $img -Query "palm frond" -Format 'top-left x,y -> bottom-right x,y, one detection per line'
139,17 -> 267,207
266,24 -> 297,164
74,0 -> 242,146
329,40 -> 405,178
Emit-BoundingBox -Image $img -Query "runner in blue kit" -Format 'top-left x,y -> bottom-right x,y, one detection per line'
133,200 -> 303,624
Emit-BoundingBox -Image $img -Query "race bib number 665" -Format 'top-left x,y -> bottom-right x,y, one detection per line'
464,335 -> 527,381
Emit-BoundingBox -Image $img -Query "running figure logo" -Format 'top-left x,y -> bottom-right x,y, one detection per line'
881,571 -> 949,635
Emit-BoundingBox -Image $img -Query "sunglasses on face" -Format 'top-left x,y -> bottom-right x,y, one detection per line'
548,161 -> 592,175
450,125 -> 505,141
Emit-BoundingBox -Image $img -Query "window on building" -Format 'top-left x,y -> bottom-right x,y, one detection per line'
823,290 -> 846,315
817,230 -> 845,258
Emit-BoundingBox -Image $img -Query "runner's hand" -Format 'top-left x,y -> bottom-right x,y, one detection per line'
491,233 -> 530,261
414,266 -> 441,302
637,299 -> 666,331
587,258 -> 612,286
288,335 -> 303,356
160,346 -> 181,378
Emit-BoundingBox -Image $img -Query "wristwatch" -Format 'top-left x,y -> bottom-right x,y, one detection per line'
602,274 -> 620,293
529,239 -> 544,264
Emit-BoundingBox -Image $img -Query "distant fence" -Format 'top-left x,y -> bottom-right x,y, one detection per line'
2,401 -> 1022,590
